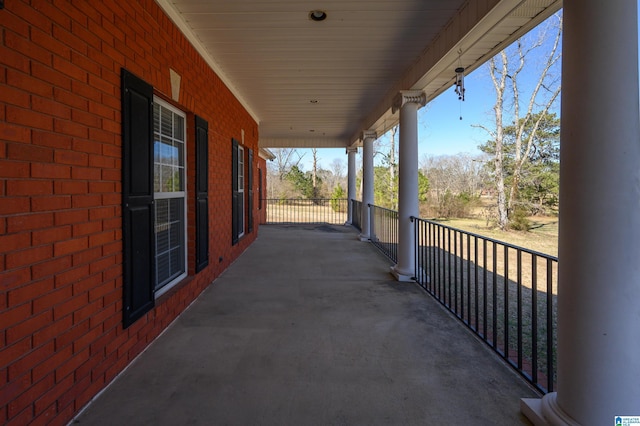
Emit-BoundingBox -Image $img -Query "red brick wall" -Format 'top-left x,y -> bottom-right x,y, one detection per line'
0,1 -> 260,424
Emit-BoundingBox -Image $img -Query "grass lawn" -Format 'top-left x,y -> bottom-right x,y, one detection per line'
428,215 -> 559,257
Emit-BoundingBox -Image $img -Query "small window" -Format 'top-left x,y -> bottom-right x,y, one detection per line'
153,98 -> 187,295
237,145 -> 245,237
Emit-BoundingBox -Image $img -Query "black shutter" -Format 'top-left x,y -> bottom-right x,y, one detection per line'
247,149 -> 253,233
231,139 -> 239,245
258,167 -> 263,210
121,68 -> 155,328
195,115 -> 209,272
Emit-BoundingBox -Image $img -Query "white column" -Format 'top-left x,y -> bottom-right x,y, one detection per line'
360,131 -> 376,241
522,1 -> 640,425
346,146 -> 357,224
391,91 -> 425,281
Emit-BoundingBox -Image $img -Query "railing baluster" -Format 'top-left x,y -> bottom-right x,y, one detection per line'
517,249 -> 523,371
474,236 -> 479,332
447,228 -> 452,308
504,245 -> 509,359
547,258 -> 554,393
483,238 -> 488,340
531,255 -> 538,388
453,229 -> 458,314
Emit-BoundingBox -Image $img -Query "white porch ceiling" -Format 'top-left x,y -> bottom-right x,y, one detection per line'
156,0 -> 562,148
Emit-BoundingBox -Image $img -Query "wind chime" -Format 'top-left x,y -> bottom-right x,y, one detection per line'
454,65 -> 465,120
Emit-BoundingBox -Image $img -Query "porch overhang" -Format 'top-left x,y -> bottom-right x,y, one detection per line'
155,0 -> 562,149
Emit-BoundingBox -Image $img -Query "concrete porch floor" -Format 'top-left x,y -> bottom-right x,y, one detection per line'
74,224 -> 537,425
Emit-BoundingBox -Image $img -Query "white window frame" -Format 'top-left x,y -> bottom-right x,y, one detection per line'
153,97 -> 187,297
238,145 -> 245,238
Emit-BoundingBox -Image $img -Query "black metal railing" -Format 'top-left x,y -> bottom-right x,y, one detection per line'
351,199 -> 362,231
369,204 -> 398,262
411,217 -> 557,394
262,198 -> 348,224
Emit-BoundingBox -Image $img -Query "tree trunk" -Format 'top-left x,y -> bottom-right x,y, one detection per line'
311,148 -> 318,198
389,126 -> 398,210
489,53 -> 510,230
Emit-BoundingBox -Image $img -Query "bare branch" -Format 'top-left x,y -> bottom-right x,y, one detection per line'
471,123 -> 496,139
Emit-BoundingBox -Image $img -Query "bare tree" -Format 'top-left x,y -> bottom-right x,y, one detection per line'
329,158 -> 345,182
326,158 -> 347,192
266,148 -> 306,198
420,153 -> 489,198
270,148 -> 305,181
475,13 -> 562,230
311,148 -> 319,197
420,153 -> 489,218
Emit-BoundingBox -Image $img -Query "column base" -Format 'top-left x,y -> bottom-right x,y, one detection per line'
390,265 -> 415,282
521,393 -> 580,426
359,233 -> 370,242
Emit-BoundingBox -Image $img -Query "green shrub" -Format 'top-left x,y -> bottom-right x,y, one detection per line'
436,191 -> 480,218
509,206 -> 532,231
330,185 -> 346,212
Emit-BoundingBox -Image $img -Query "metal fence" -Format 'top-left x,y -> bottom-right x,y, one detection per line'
369,204 -> 398,263
351,199 -> 363,231
411,216 -> 558,394
262,198 -> 348,224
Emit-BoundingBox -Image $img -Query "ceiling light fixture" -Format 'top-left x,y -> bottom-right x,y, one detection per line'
309,10 -> 327,21
310,99 -> 318,104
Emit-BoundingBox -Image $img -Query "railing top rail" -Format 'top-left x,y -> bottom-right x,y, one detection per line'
264,198 -> 345,201
368,204 -> 399,214
410,215 -> 558,262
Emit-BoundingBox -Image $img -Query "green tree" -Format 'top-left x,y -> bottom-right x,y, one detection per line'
476,13 -> 562,229
480,111 -> 560,215
330,185 -> 346,212
418,171 -> 430,202
373,166 -> 397,209
285,165 -> 322,199
373,166 -> 429,209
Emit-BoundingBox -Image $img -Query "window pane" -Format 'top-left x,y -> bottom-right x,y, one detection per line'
153,99 -> 187,292
161,107 -> 172,137
170,247 -> 184,276
173,115 -> 184,140
154,196 -> 185,290
154,163 -> 161,192
155,199 -> 170,288
169,198 -> 182,221
177,141 -> 185,167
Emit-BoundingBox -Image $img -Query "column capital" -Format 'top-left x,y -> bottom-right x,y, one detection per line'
346,146 -> 358,154
361,130 -> 377,142
392,90 -> 426,113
